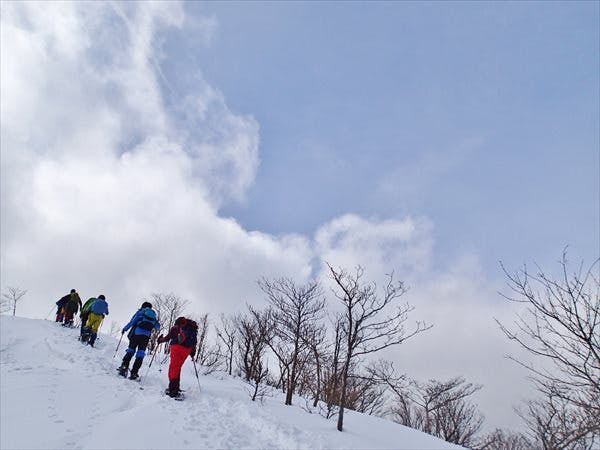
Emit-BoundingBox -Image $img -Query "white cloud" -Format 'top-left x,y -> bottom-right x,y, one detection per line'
0,1 -> 530,432
315,214 -> 434,283
0,1 -> 295,324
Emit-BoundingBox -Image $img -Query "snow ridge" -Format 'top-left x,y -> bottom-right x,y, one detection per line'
0,316 -> 461,449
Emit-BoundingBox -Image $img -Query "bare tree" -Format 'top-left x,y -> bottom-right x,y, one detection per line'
215,313 -> 237,375
189,313 -> 220,373
321,315 -> 345,419
150,292 -> 189,330
108,321 -> 121,339
344,374 -> 388,416
327,263 -> 430,431
149,293 -> 189,352
390,376 -> 484,448
300,322 -> 328,407
518,392 -> 599,450
258,277 -> 326,406
192,313 -> 209,363
1,287 -> 26,316
249,357 -> 270,402
497,251 -> 600,445
0,293 -> 9,315
475,428 -> 532,450
236,305 -> 273,382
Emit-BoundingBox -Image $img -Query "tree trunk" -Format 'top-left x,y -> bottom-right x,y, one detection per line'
337,349 -> 351,431
337,367 -> 348,431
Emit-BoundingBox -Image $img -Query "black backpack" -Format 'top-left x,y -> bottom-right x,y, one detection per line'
176,319 -> 198,348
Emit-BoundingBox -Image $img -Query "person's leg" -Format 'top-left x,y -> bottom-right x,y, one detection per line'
118,338 -> 136,375
62,311 -> 73,326
129,335 -> 150,379
79,314 -> 89,339
167,345 -> 189,395
87,314 -> 102,346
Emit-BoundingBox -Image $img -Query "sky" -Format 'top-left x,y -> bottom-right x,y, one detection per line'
1,0 -> 598,434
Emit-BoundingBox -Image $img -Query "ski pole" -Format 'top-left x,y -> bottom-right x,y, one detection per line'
147,342 -> 159,369
140,343 -> 160,387
191,357 -> 201,392
113,332 -> 123,359
44,306 -> 55,320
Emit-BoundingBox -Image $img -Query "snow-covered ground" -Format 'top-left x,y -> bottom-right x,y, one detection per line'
1,316 -> 461,449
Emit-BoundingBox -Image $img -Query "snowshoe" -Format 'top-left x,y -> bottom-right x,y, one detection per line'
117,366 -> 128,377
164,388 -> 184,400
129,373 -> 139,381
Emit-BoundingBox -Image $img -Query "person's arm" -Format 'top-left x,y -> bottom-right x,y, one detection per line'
122,311 -> 140,333
157,326 -> 176,344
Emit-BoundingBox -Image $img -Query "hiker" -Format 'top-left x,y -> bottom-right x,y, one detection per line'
118,302 -> 160,380
157,316 -> 198,398
62,289 -> 82,327
85,294 -> 109,347
79,297 -> 97,342
55,293 -> 70,323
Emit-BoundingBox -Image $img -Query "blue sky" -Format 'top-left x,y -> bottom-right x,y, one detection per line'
1,1 -> 598,434
168,1 -> 599,273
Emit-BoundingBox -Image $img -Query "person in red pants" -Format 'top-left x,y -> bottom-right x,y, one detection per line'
157,317 -> 198,398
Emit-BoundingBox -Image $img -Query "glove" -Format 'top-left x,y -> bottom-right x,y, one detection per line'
121,329 -> 125,335
157,334 -> 164,343
190,348 -> 196,359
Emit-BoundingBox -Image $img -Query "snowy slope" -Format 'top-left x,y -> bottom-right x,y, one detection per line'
0,316 -> 462,450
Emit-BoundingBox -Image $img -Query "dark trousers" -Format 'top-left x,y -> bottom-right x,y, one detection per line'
79,314 -> 88,336
124,334 -> 150,360
121,334 -> 151,375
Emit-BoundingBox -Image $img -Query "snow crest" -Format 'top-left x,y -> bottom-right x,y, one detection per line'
0,316 -> 461,449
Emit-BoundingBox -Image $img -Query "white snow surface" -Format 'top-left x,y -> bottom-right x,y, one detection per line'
1,316 -> 462,450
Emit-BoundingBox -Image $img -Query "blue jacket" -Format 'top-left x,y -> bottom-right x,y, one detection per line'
122,307 -> 160,337
90,298 -> 109,316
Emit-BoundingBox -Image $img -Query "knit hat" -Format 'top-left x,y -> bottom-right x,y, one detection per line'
141,301 -> 152,309
98,294 -> 105,300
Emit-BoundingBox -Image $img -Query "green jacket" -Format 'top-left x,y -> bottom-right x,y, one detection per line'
80,297 -> 96,317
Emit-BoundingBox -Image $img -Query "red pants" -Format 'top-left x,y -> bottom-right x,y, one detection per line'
168,344 -> 191,381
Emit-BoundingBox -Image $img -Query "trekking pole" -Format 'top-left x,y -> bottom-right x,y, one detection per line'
140,343 -> 160,387
113,333 -> 123,359
44,306 -> 54,320
147,343 -> 159,369
191,357 -> 202,392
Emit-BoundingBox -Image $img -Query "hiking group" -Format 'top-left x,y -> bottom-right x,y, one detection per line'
54,290 -> 198,399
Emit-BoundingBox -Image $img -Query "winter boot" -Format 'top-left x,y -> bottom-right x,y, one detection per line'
129,357 -> 143,380
80,327 -> 90,343
118,352 -> 133,377
88,332 -> 97,347
167,378 -> 181,397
